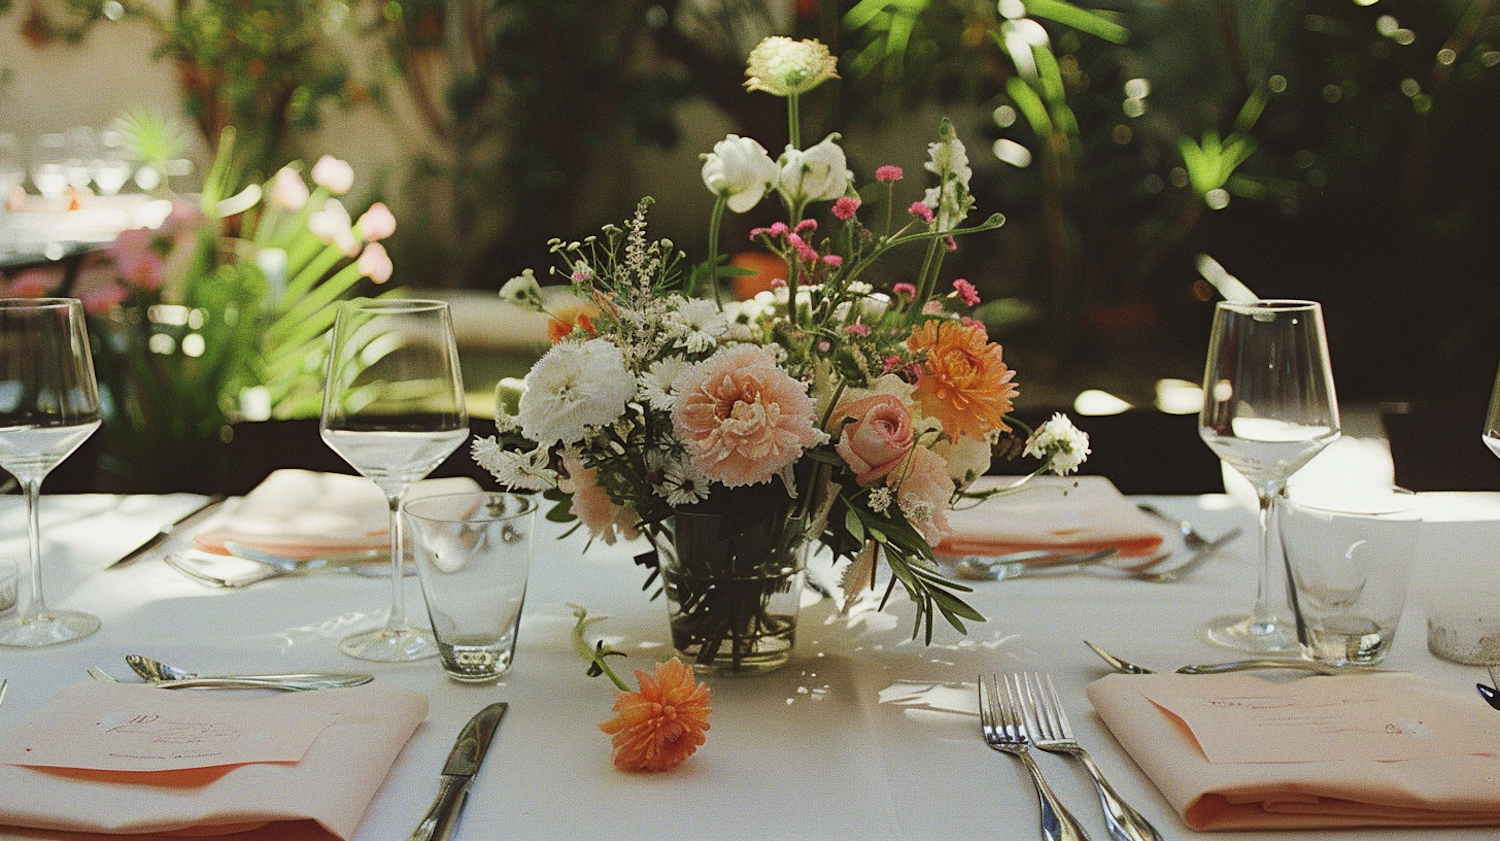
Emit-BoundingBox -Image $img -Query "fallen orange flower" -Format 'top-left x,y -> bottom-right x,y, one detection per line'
599,657 -> 712,772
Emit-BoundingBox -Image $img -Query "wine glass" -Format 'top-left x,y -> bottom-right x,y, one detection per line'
29,134 -> 68,201
0,298 -> 103,647
321,298 -> 468,662
1198,299 -> 1341,653
1484,364 -> 1500,461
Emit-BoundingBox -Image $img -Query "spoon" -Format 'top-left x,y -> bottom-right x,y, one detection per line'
954,547 -> 1119,581
125,655 -> 372,690
224,541 -> 387,573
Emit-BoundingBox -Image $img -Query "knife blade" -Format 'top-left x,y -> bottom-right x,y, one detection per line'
109,495 -> 224,568
406,701 -> 508,841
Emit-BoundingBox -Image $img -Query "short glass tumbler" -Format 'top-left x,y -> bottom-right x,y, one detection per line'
404,492 -> 537,683
1282,484 -> 1422,666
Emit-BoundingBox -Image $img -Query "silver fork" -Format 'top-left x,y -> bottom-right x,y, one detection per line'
1023,673 -> 1161,841
978,673 -> 1092,841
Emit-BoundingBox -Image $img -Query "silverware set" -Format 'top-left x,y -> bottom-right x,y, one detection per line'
165,545 -> 399,588
979,672 -> 1162,841
1083,639 -> 1384,676
87,654 -> 372,691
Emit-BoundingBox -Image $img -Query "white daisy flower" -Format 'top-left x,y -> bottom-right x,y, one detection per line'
471,438 -> 558,491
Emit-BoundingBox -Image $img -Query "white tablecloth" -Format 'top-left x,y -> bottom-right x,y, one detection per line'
1,490 -> 1499,840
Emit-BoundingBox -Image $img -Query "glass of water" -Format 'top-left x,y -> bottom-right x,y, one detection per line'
404,492 -> 536,682
1282,484 -> 1422,666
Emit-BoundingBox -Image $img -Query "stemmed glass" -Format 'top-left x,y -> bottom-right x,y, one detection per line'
1483,364 -> 1500,461
0,299 -> 103,647
321,299 -> 468,661
1198,299 -> 1341,653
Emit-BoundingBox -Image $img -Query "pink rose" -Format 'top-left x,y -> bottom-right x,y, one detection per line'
672,344 -> 824,488
832,393 -> 913,485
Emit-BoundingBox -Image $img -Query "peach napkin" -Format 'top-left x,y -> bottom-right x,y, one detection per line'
1087,672 -> 1500,829
0,680 -> 427,840
193,469 -> 481,559
934,475 -> 1166,558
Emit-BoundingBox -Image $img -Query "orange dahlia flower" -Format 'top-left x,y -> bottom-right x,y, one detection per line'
906,319 -> 1017,441
599,658 -> 712,772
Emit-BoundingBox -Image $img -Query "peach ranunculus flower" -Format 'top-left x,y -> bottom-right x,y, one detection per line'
830,393 -> 914,485
559,453 -> 639,546
599,657 -> 712,773
906,319 -> 1017,442
671,344 -> 826,488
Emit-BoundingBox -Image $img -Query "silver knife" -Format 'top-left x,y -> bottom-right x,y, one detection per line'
109,495 -> 224,568
406,701 -> 508,841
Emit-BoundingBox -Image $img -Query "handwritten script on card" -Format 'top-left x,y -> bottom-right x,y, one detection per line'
1138,673 -> 1497,765
0,682 -> 337,772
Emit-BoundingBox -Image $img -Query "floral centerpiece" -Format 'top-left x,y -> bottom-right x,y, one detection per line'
475,37 -> 1089,676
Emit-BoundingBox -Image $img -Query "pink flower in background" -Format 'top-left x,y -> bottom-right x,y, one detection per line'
81,283 -> 128,314
268,167 -> 310,210
672,344 -> 825,488
309,198 -> 360,257
310,155 -> 354,195
356,203 -> 396,242
876,165 -> 904,182
8,268 -> 58,297
356,242 -> 393,284
106,228 -> 166,291
892,283 -> 917,300
831,393 -> 914,485
908,202 -> 934,223
560,453 -> 640,546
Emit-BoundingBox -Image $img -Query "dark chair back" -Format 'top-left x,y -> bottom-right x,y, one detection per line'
1001,408 -> 1224,496
1381,401 -> 1500,491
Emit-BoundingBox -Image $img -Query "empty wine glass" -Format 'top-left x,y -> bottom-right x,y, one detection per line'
90,128 -> 132,196
1199,299 -> 1341,653
321,298 -> 468,662
0,298 -> 103,647
30,134 -> 68,200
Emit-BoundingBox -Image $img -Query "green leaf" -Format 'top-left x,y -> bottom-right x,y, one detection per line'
1005,77 -> 1054,139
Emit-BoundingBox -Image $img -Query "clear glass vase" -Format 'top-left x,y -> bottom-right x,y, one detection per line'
655,510 -> 811,677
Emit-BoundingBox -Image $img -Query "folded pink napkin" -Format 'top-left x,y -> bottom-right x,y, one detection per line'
0,680 -> 427,839
1088,672 -> 1500,829
193,469 -> 481,559
934,475 -> 1166,558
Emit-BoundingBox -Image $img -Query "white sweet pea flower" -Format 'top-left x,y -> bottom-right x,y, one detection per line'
355,242 -> 392,284
701,135 -> 779,213
517,338 -> 634,446
777,134 -> 853,208
1024,412 -> 1091,476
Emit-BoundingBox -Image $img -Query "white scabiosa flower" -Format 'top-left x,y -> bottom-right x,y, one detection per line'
777,134 -> 853,207
744,36 -> 839,97
471,438 -> 558,491
701,135 -> 779,213
499,268 -> 545,309
1024,412 -> 1091,476
518,338 -> 634,446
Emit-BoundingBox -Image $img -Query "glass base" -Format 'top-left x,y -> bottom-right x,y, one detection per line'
339,625 -> 439,662
0,609 -> 101,647
1201,613 -> 1302,654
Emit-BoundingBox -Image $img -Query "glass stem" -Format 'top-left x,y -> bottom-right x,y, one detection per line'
385,491 -> 409,633
20,477 -> 44,623
1248,485 -> 1291,637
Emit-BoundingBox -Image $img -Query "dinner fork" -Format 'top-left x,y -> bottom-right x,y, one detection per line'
978,673 -> 1092,841
1021,672 -> 1161,841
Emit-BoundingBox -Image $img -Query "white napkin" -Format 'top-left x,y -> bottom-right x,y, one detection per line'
0,680 -> 427,840
935,475 -> 1168,559
193,469 -> 481,559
